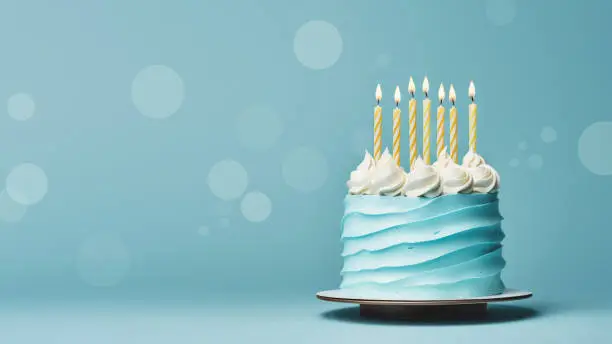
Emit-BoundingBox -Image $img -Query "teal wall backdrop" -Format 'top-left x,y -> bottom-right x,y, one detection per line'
0,0 -> 609,305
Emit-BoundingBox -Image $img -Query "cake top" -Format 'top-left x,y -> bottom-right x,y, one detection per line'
347,149 -> 500,197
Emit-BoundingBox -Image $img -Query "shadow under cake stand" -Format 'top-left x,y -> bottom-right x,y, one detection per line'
317,289 -> 532,319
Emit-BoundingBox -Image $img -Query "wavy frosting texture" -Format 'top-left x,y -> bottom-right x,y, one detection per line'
347,150 -> 500,196
340,193 -> 506,299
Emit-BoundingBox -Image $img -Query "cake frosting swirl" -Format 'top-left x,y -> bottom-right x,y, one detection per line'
347,151 -> 375,195
462,150 -> 486,168
432,150 -> 452,172
439,160 -> 473,194
370,149 -> 406,196
462,151 -> 500,194
402,157 -> 442,197
347,149 -> 500,196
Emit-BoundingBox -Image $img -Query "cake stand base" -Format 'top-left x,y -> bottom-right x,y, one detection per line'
317,289 -> 532,321
359,303 -> 488,320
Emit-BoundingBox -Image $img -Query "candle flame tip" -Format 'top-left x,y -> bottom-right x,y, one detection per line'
408,78 -> 416,95
438,83 -> 446,101
375,84 -> 382,101
394,86 -> 401,104
448,84 -> 457,103
468,81 -> 476,98
422,77 -> 430,94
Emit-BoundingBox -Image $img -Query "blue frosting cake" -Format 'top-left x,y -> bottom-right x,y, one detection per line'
342,149 -> 505,300
341,193 -> 505,300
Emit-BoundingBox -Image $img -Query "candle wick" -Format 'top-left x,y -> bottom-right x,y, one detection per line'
377,100 -> 380,105
471,96 -> 475,103
425,92 -> 428,98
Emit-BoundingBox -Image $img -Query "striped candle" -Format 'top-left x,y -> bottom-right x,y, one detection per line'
437,83 -> 446,158
374,84 -> 383,160
408,77 -> 418,170
392,86 -> 402,166
468,81 -> 477,152
422,77 -> 431,165
449,84 -> 458,163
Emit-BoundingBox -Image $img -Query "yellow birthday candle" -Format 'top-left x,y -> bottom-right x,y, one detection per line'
468,81 -> 477,153
392,86 -> 402,166
374,84 -> 383,160
437,83 -> 446,158
408,77 -> 418,170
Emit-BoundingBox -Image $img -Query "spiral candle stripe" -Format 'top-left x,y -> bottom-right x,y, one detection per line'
408,99 -> 417,170
392,108 -> 401,165
469,103 -> 477,152
374,105 -> 383,160
450,106 -> 458,163
437,105 -> 445,158
423,99 -> 431,165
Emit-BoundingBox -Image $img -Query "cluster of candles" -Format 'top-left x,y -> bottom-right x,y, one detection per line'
373,77 -> 478,170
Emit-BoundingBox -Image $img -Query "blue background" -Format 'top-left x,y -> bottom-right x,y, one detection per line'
0,0 -> 610,342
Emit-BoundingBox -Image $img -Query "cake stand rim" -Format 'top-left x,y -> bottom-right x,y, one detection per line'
316,288 -> 532,306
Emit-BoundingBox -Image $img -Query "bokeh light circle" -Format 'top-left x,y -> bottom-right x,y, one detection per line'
518,141 -> 528,151
240,191 -> 272,223
282,146 -> 329,193
198,225 -> 210,236
76,234 -> 131,287
578,122 -> 612,175
6,163 -> 48,206
541,126 -> 557,143
509,158 -> 520,168
7,93 -> 36,121
207,160 -> 249,200
236,105 -> 283,151
293,20 -> 343,70
486,0 -> 517,26
0,191 -> 27,223
131,65 -> 184,119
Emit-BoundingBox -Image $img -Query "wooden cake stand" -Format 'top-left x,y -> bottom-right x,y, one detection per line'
317,289 -> 532,319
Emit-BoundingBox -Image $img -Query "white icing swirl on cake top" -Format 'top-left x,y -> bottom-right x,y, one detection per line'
462,151 -> 500,194
432,150 -> 452,172
347,149 -> 500,196
347,150 -> 375,195
439,160 -> 474,194
462,150 -> 486,168
369,149 -> 405,196
402,157 -> 442,198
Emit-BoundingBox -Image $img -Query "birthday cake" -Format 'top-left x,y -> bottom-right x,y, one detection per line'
339,79 -> 505,300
